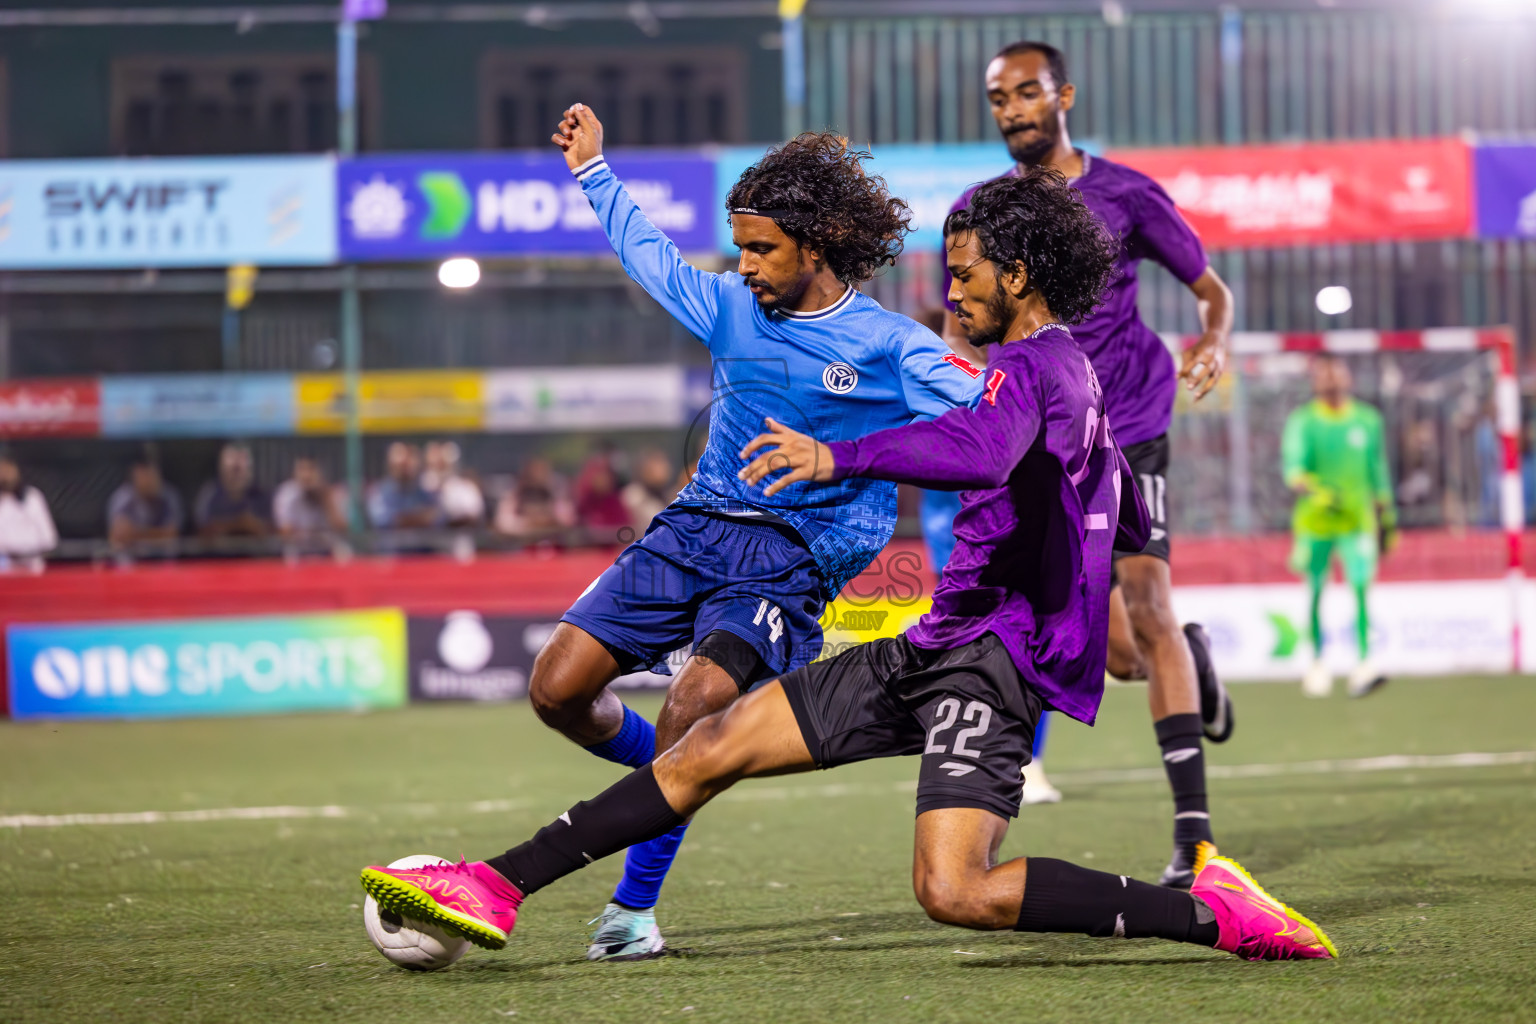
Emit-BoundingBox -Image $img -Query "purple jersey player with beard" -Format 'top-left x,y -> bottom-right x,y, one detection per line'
361,170 -> 1336,967
939,40 -> 1238,888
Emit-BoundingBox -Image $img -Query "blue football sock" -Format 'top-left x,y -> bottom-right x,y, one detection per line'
613,820 -> 689,911
1032,711 -> 1053,760
583,705 -> 656,769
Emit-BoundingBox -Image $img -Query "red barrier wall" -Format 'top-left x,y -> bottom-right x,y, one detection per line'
0,530 -> 1515,629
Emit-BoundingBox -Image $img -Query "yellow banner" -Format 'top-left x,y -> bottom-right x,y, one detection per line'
295,371 -> 485,434
816,596 -> 932,660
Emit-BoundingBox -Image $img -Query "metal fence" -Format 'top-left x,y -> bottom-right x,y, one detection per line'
802,9 -> 1536,147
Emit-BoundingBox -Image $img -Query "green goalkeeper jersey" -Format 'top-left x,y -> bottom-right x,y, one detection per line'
1281,398 -> 1394,537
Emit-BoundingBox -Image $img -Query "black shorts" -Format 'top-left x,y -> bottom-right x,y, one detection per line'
779,633 -> 1043,821
1115,433 -> 1171,564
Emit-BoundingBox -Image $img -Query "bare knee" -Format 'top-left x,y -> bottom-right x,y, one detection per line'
656,656 -> 743,751
527,624 -> 620,740
912,864 -> 997,929
528,652 -> 586,730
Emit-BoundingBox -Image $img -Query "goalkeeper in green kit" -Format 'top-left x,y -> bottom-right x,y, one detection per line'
1281,354 -> 1396,699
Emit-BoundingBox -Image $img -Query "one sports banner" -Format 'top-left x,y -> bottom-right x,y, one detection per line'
1111,138 -> 1473,249
336,151 -> 716,260
1473,142 -> 1536,239
0,155 -> 337,269
6,608 -> 407,720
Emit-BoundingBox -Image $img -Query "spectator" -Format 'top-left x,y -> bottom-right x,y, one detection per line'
620,448 -> 676,532
422,440 -> 485,527
108,460 -> 183,548
574,450 -> 630,535
195,443 -> 272,539
273,457 -> 348,539
0,454 -> 57,572
367,442 -> 441,530
494,456 -> 574,539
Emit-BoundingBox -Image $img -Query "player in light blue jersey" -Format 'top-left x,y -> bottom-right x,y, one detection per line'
538,103 -> 981,960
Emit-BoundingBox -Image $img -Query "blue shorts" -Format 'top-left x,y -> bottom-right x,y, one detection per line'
562,506 -> 828,680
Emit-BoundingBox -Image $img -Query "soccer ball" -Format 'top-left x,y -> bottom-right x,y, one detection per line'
362,855 -> 472,971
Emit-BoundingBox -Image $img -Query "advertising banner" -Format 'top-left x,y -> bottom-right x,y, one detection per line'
714,143 -> 1022,252
0,155 -> 337,269
100,374 -> 294,438
295,371 -> 485,434
408,611 -> 539,702
1170,580 -> 1514,681
337,151 -> 715,260
1112,138 -> 1473,249
484,365 -> 687,433
1474,143 -> 1536,239
6,608 -> 406,720
408,612 -> 669,700
0,379 -> 100,438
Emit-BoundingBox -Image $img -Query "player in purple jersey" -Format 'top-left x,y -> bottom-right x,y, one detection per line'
942,41 -> 1237,887
361,171 -> 1336,965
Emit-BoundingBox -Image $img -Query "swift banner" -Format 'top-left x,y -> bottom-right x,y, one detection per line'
1112,138 -> 1473,249
1474,143 -> 1536,239
337,151 -> 715,260
6,609 -> 407,720
0,155 -> 337,269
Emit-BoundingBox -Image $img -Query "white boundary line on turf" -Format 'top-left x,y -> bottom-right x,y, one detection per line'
3,750 -> 1532,829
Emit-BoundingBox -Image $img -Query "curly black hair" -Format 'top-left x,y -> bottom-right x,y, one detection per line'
943,168 -> 1120,325
725,133 -> 912,284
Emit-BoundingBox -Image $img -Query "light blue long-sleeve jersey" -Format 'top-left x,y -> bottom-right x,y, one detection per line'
574,154 -> 981,595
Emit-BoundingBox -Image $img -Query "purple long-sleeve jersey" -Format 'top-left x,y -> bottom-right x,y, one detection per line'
944,154 -> 1209,446
827,323 -> 1151,725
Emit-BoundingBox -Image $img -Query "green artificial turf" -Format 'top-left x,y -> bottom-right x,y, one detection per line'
2,677 -> 1534,1023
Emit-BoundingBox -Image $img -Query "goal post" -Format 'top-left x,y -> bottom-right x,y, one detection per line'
1172,326 -> 1522,671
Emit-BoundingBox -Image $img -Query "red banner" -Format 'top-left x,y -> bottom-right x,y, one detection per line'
0,379 -> 101,438
1110,138 -> 1472,249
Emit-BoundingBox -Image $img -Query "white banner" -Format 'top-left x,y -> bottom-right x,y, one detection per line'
484,366 -> 687,433
1171,580 -> 1519,681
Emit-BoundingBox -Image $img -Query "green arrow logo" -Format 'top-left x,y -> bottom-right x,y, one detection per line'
1267,611 -> 1299,659
416,172 -> 471,239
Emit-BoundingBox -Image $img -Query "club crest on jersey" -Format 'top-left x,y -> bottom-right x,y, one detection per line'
822,362 -> 859,394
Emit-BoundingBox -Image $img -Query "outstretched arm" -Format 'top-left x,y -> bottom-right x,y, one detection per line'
553,104 -> 722,342
739,369 -> 1040,496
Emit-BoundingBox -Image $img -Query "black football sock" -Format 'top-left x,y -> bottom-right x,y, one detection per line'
1155,713 -> 1214,850
485,766 -> 685,897
1015,857 -> 1220,946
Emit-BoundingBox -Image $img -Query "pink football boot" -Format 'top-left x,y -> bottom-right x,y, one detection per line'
1191,850 -> 1337,961
360,859 -> 523,950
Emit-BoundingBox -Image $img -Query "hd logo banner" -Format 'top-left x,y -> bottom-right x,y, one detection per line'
6,609 -> 406,720
0,155 -> 337,269
336,151 -> 715,260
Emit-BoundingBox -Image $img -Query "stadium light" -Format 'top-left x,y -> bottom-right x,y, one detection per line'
438,257 -> 481,289
1315,285 -> 1352,316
